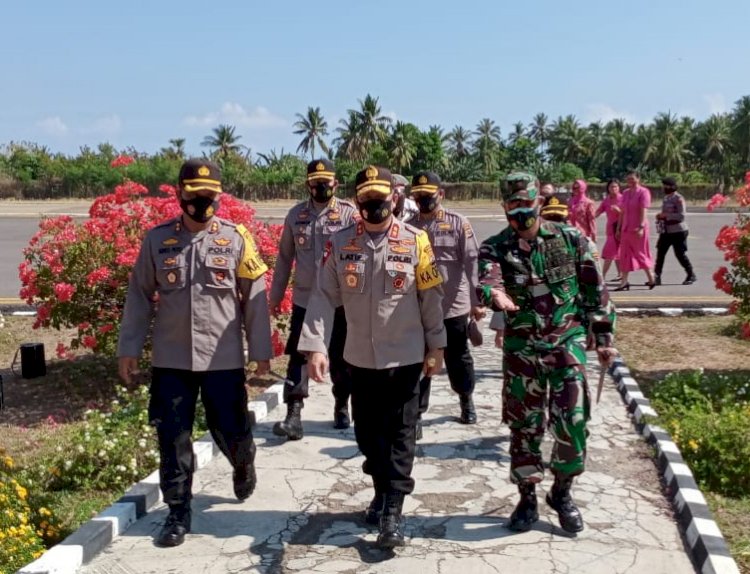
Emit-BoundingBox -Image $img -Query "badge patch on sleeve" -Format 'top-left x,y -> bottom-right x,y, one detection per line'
236,224 -> 269,280
414,231 -> 443,290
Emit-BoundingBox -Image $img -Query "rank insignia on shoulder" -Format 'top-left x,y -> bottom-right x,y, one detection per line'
163,237 -> 179,246
214,237 -> 231,246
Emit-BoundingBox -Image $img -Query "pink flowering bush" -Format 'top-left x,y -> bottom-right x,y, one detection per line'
711,171 -> 750,339
20,163 -> 292,357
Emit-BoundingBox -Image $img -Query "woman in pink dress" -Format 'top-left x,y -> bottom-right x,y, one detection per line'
595,179 -> 623,281
568,179 -> 596,241
615,172 -> 656,290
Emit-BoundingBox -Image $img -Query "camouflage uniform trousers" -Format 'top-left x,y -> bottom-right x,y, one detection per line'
502,331 -> 591,484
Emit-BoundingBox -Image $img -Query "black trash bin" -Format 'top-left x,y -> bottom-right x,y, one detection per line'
20,343 -> 46,379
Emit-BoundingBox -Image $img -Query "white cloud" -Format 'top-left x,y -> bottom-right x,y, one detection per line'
703,93 -> 727,115
383,110 -> 399,124
583,103 -> 636,125
81,114 -> 122,135
183,102 -> 287,129
36,116 -> 68,136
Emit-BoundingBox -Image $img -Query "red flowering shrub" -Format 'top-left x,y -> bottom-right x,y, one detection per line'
712,171 -> 750,339
20,180 -> 293,356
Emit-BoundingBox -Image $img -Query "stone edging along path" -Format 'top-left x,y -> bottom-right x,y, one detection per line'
15,306 -> 740,574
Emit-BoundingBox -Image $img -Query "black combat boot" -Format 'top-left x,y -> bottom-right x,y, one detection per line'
273,400 -> 303,440
546,475 -> 584,533
683,272 -> 697,285
365,491 -> 386,525
377,492 -> 405,549
459,393 -> 477,425
507,482 -> 539,532
233,460 -> 257,501
333,397 -> 351,430
156,504 -> 191,547
654,274 -> 662,286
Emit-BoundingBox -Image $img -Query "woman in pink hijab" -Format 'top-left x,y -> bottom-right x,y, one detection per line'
595,179 -> 623,281
569,179 -> 596,241
615,172 -> 656,290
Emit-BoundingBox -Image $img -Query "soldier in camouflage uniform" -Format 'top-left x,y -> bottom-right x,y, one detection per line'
409,171 -> 485,431
269,159 -> 359,438
477,172 -> 617,534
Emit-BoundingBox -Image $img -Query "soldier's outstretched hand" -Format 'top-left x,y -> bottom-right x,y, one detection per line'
596,346 -> 618,366
308,352 -> 329,383
490,288 -> 519,312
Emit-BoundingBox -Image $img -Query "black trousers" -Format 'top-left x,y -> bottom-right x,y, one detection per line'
149,368 -> 254,508
419,314 -> 476,415
655,231 -> 693,277
284,304 -> 350,403
350,362 -> 422,495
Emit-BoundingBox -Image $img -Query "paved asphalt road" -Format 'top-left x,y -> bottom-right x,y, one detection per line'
0,200 -> 735,307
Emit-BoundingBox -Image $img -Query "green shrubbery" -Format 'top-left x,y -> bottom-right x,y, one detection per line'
650,370 -> 750,497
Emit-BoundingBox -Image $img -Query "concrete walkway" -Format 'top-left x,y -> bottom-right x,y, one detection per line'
81,327 -> 696,574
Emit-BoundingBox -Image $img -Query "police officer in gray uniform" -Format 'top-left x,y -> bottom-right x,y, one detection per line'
118,159 -> 272,547
409,172 -> 485,432
299,165 -> 446,549
269,159 -> 358,438
654,177 -> 696,285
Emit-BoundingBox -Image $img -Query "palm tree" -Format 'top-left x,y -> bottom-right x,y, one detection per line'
528,113 -> 549,151
473,118 -> 502,177
507,121 -> 526,145
601,119 -> 636,176
731,95 -> 750,166
388,121 -> 417,172
647,112 -> 692,173
548,115 -> 587,165
333,110 -> 367,162
447,126 -> 472,159
697,114 -> 732,182
161,138 -> 186,160
351,94 -> 392,156
293,106 -> 329,159
201,124 -> 243,159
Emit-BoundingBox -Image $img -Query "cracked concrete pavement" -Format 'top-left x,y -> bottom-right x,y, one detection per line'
81,325 -> 696,574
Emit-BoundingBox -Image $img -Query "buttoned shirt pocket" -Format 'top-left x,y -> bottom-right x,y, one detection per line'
340,261 -> 366,294
433,233 -> 458,261
205,255 -> 236,291
384,261 -> 415,295
157,255 -> 186,291
294,223 -> 313,251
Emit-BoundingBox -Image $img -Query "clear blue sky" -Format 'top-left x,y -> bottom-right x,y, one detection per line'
2,0 -> 748,157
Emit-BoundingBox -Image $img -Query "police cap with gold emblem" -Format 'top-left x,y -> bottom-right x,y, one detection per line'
540,194 -> 570,222
179,159 -> 223,193
355,165 -> 392,196
503,171 -> 539,202
307,158 -> 336,182
411,171 -> 441,194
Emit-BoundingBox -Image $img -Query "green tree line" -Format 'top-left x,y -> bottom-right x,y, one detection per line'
2,94 -> 749,200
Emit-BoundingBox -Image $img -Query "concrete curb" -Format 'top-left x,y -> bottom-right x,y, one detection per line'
616,307 -> 730,317
609,359 -> 740,574
16,382 -> 285,574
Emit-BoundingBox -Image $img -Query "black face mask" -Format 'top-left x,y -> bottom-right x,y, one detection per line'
180,195 -> 218,223
506,205 -> 540,231
415,195 -> 439,214
310,182 -> 333,203
358,198 -> 392,224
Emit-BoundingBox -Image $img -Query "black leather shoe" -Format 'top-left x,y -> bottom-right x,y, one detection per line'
333,398 -> 351,429
365,492 -> 385,525
233,462 -> 257,501
683,274 -> 697,285
156,506 -> 191,547
507,482 -> 539,532
546,476 -> 584,533
654,275 -> 662,286
273,400 -> 304,440
377,493 -> 405,549
459,394 -> 477,424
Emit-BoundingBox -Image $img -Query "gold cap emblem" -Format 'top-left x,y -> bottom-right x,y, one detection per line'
550,197 -> 559,205
418,175 -> 428,185
316,161 -> 325,171
198,166 -> 210,177
365,165 -> 378,179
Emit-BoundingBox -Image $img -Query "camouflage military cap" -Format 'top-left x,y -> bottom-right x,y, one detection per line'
502,171 -> 539,202
307,158 -> 335,182
179,158 -> 223,193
